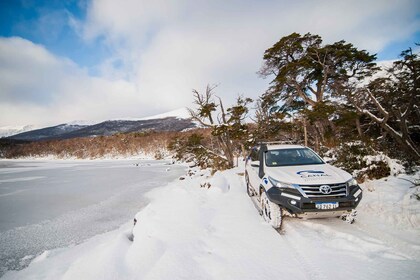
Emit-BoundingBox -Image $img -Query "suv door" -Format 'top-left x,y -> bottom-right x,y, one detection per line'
247,146 -> 261,192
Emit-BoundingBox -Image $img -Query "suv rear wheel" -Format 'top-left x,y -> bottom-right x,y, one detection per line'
260,191 -> 282,229
245,172 -> 254,197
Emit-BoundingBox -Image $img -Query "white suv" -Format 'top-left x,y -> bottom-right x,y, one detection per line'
245,142 -> 362,229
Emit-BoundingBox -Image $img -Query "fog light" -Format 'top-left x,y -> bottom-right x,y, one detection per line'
355,198 -> 359,202
353,189 -> 362,198
290,200 -> 297,205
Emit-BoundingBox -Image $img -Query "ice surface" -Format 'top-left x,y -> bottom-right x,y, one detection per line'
0,159 -> 185,276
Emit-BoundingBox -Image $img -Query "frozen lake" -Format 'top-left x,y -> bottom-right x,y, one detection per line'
0,159 -> 185,276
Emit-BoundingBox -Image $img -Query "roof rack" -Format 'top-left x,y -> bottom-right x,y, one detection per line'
257,141 -> 299,145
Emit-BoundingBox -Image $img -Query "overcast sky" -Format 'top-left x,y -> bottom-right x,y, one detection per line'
0,0 -> 419,127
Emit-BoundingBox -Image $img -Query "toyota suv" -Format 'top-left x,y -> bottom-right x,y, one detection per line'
245,142 -> 362,229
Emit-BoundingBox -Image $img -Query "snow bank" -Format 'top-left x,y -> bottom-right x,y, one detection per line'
3,166 -> 420,280
359,171 -> 420,228
2,168 -> 306,280
125,168 -> 304,279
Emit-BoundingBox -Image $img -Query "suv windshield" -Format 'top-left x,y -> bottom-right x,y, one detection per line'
265,148 -> 324,167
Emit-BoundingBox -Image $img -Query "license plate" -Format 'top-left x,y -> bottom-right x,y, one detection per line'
315,202 -> 338,210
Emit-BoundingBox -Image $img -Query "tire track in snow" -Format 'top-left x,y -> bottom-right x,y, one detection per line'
289,218 -> 419,280
277,220 -> 329,280
354,221 -> 420,260
280,219 -> 394,280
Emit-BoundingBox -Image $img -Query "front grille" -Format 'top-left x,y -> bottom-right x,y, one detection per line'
298,183 -> 347,198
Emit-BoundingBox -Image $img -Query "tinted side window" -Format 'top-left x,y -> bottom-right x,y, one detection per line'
250,147 -> 260,161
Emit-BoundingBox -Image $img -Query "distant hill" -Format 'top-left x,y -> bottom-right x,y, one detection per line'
7,112 -> 195,142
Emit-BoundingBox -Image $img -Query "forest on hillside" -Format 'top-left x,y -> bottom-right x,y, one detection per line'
0,131 -> 184,160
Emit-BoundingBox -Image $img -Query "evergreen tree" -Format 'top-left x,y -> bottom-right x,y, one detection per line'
257,32 -> 377,147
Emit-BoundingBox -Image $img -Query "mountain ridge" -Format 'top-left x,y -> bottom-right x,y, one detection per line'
6,108 -> 195,141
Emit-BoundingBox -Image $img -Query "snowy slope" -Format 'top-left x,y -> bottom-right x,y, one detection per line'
7,124 -> 89,141
0,125 -> 37,138
114,107 -> 191,121
3,165 -> 419,280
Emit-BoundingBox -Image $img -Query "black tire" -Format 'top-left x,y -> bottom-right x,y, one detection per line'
245,172 -> 254,197
260,191 -> 282,229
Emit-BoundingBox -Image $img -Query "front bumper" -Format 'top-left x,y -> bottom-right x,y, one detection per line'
266,186 -> 362,216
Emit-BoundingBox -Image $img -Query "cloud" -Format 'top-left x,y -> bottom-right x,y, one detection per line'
0,37 -> 72,105
0,37 -> 158,126
83,0 -> 186,43
83,0 -> 420,50
1,0 -> 419,127
81,0 -> 420,105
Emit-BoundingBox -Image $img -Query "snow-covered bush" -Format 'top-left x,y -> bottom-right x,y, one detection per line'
154,150 -> 164,160
168,131 -> 231,171
325,141 -> 405,181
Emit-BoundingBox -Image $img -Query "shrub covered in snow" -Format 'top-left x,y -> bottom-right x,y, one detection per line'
323,141 -> 406,181
168,131 -> 232,172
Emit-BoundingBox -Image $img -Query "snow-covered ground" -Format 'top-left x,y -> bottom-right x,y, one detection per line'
2,162 -> 419,280
0,160 -> 185,277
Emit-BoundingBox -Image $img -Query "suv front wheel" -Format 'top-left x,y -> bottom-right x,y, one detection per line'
260,191 -> 282,229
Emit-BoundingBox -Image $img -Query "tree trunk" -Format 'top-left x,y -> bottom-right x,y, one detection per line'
380,122 -> 420,160
217,135 -> 234,168
303,119 -> 308,146
349,94 -> 420,160
314,134 -> 320,152
314,121 -> 325,143
355,117 -> 363,140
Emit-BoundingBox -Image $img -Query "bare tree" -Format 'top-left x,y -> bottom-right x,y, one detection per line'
188,85 -> 252,168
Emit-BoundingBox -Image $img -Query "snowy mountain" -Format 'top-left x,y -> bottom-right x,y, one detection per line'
7,108 -> 195,141
0,125 -> 37,138
113,108 -> 192,121
6,124 -> 90,141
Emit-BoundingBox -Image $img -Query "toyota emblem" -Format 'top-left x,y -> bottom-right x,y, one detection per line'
319,185 -> 332,194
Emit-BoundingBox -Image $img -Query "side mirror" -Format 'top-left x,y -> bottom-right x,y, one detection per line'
324,158 -> 336,164
250,161 -> 260,167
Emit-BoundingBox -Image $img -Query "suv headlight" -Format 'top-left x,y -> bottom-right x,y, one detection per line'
346,178 -> 358,187
268,176 -> 296,189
